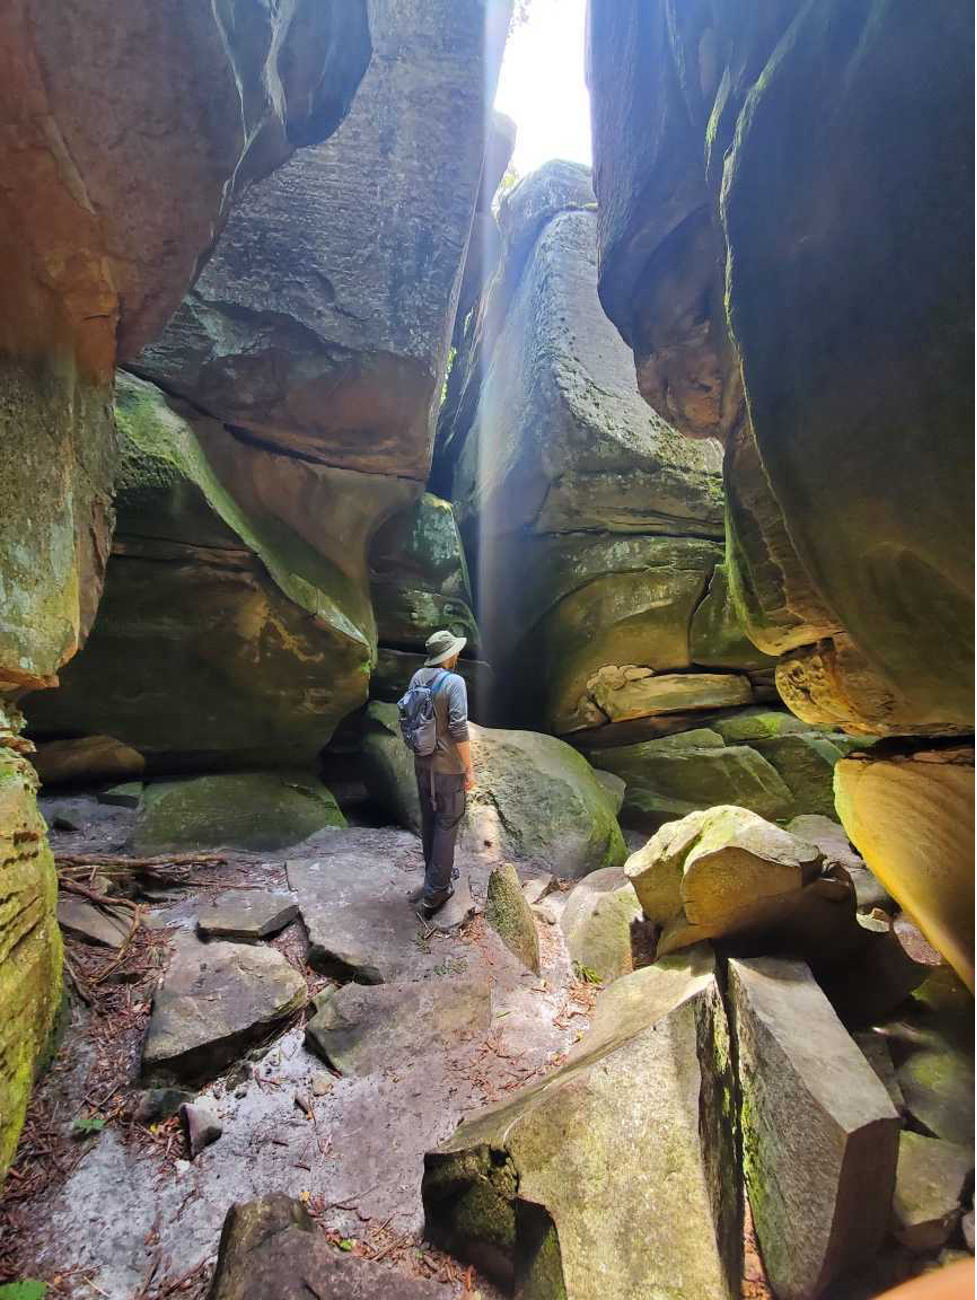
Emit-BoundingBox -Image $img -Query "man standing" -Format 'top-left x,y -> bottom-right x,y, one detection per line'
409,629 -> 476,918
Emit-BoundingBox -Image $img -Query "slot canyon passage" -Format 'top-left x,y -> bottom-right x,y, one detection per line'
0,2 -> 973,1298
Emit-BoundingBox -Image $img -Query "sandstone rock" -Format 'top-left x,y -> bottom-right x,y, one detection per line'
286,833 -> 459,984
587,0 -> 973,735
137,0 -> 508,481
589,670 -> 752,723
788,814 -> 894,913
891,1133 -> 974,1254
27,373 -> 401,765
592,731 -> 795,828
485,865 -> 540,975
853,1032 -> 905,1114
57,897 -> 131,950
32,736 -> 146,787
897,1040 -> 975,1148
591,769 -> 626,816
728,957 -> 900,1299
142,933 -> 306,1086
423,949 -> 740,1299
560,867 -> 643,984
181,1102 -> 222,1161
97,782 -> 143,810
209,1194 -> 443,1300
369,493 -> 478,656
134,1088 -> 193,1126
131,774 -> 344,855
690,563 -> 778,672
522,875 -> 558,907
196,891 -> 298,943
835,747 -> 975,990
0,749 -> 62,1176
361,703 -> 626,878
305,977 -> 491,1076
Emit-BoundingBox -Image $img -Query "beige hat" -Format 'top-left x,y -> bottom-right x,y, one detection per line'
424,629 -> 467,666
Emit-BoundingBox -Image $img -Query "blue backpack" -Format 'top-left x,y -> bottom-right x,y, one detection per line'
397,671 -> 449,757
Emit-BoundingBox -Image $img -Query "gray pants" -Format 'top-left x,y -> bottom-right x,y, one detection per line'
415,766 -> 466,904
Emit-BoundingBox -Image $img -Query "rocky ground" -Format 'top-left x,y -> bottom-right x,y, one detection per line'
0,792 -> 596,1299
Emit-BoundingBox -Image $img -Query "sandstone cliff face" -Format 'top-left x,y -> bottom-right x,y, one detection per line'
586,0 -> 974,980
29,0 -> 508,770
0,0 -> 370,698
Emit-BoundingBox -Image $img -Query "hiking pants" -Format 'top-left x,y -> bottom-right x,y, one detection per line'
415,766 -> 466,904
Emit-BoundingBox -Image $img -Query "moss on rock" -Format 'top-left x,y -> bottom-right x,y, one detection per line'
486,865 -> 540,974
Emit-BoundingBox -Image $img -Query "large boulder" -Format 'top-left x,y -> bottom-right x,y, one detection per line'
27,375 -> 409,765
422,949 -> 741,1299
0,1 -> 369,698
587,0 -> 973,737
728,957 -> 900,1299
559,867 -> 644,984
360,702 -> 627,877
835,746 -> 975,992
131,773 -> 345,855
436,161 -> 731,733
136,0 -> 509,481
0,741 -> 63,1175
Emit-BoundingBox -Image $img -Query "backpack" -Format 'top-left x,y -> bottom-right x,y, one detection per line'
397,670 -> 450,757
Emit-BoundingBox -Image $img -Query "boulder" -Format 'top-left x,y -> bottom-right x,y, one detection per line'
32,735 -> 145,787
835,747 -> 975,991
588,670 -> 752,723
0,748 -> 63,1175
209,1195 -> 443,1300
592,769 -> 625,817
587,0 -> 973,736
591,730 -> 795,828
305,977 -> 492,1076
423,949 -> 741,1299
361,703 -> 627,878
891,1133 -> 974,1254
136,0 -> 508,481
131,773 -> 344,855
196,891 -> 298,943
897,1040 -> 975,1149
27,374 -> 402,766
369,493 -> 479,655
485,865 -> 540,975
57,897 -> 131,950
181,1102 -> 222,1161
0,1 -> 369,697
788,815 -> 894,913
134,1088 -> 194,1126
142,933 -> 306,1085
559,867 -> 644,984
728,957 -> 901,1300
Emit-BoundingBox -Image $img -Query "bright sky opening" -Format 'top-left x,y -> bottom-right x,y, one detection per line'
494,0 -> 592,177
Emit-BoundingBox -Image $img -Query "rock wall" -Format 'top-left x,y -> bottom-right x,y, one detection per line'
28,0 -> 510,771
586,1 -> 974,979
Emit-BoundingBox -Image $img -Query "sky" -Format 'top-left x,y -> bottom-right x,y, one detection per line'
493,0 -> 592,177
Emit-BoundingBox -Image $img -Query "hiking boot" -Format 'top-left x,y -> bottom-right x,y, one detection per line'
418,886 -> 454,919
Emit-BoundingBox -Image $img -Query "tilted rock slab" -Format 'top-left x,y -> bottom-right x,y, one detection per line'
209,1194 -> 443,1300
142,933 -> 306,1086
306,977 -> 492,1077
423,948 -> 741,1300
559,866 -> 643,984
485,864 -> 541,975
196,890 -> 298,943
728,957 -> 900,1299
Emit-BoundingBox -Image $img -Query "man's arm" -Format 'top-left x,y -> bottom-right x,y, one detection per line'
446,675 -> 475,789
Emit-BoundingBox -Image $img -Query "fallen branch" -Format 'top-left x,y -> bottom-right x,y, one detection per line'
55,852 -> 226,869
59,877 -> 139,911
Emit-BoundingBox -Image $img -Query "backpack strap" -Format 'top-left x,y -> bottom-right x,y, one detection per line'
430,670 -> 450,697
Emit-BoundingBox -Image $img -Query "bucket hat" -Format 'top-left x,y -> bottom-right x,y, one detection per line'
424,629 -> 467,666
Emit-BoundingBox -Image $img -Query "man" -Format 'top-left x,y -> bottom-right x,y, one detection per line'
410,629 -> 476,918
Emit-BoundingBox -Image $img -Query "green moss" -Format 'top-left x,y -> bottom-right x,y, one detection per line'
486,865 -> 540,974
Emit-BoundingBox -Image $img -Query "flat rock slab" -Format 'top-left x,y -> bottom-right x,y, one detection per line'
97,781 -> 144,809
210,1195 -> 443,1300
287,833 -> 452,982
58,896 -> 131,949
142,932 -> 306,1085
728,957 -> 900,1300
197,890 -> 298,942
306,976 -> 492,1076
890,1132 -> 974,1253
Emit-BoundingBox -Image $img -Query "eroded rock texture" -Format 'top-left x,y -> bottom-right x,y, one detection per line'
587,1 -> 973,738
586,0 -> 974,984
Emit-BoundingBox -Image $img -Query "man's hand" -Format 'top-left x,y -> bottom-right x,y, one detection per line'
464,769 -> 476,792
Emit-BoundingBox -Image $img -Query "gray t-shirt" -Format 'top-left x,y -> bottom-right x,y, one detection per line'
409,667 -> 469,774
